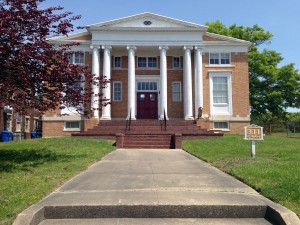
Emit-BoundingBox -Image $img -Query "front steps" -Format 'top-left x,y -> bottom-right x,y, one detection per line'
73,119 -> 223,148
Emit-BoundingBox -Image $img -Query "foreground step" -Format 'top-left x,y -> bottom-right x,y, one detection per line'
39,218 -> 273,225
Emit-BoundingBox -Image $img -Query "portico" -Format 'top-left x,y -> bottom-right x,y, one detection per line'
90,44 -> 204,121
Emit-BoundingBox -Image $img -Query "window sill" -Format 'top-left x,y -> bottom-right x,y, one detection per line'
205,65 -> 235,68
63,128 -> 80,132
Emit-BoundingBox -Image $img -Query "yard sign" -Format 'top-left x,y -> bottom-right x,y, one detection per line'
244,125 -> 264,157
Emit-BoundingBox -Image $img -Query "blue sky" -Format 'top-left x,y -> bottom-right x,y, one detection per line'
41,0 -> 300,71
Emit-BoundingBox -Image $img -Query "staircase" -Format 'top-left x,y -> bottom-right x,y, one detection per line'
72,119 -> 223,149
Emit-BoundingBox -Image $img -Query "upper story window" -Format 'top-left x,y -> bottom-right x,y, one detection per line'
66,52 -> 85,65
173,57 -> 180,68
137,57 -> 157,68
209,53 -> 230,65
114,56 -> 121,68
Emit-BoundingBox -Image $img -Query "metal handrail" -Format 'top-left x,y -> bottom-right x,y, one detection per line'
160,109 -> 167,131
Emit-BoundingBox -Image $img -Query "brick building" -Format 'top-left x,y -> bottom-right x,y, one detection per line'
43,12 -> 251,137
0,107 -> 42,140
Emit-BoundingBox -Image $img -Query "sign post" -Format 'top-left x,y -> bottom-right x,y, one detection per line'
244,125 -> 264,158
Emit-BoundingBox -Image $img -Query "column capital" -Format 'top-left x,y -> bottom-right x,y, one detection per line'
127,45 -> 137,51
159,46 -> 169,51
194,45 -> 205,52
183,46 -> 193,51
102,45 -> 112,50
90,44 -> 101,49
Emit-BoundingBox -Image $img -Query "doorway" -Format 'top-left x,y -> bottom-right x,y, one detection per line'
137,92 -> 158,119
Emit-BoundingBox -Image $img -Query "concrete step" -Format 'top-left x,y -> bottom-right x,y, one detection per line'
39,218 -> 274,225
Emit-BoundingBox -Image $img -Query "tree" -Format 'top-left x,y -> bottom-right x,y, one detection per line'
0,0 -> 107,115
206,21 -> 300,121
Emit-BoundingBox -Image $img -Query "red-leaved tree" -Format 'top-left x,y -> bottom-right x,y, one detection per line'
0,0 -> 107,116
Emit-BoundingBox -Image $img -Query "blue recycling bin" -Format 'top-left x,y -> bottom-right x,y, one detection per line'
1,131 -> 14,142
31,131 -> 42,139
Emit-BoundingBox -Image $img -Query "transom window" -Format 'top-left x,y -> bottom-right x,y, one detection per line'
172,82 -> 182,102
66,52 -> 85,65
114,56 -> 121,68
212,77 -> 228,103
209,53 -> 230,65
137,82 -> 157,91
137,57 -> 157,68
173,57 -> 180,68
113,81 -> 122,101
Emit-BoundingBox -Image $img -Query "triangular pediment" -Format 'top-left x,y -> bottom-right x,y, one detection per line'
88,12 -> 208,31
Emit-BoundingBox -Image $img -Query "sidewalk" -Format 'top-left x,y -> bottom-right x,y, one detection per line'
14,149 -> 300,225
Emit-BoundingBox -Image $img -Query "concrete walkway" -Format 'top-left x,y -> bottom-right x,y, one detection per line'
14,149 -> 300,225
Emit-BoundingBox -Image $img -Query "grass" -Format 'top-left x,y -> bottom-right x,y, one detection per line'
0,137 -> 115,225
182,134 -> 300,217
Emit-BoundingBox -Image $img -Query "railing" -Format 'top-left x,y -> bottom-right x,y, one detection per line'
160,109 -> 167,131
125,108 -> 132,131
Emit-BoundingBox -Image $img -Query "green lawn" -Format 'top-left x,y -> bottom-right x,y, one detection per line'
183,134 -> 300,217
0,137 -> 115,225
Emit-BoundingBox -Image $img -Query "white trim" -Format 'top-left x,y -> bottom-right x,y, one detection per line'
113,56 -> 122,68
209,52 -> 231,65
64,121 -> 81,132
135,75 -> 160,118
172,81 -> 182,102
87,12 -> 208,30
172,56 -> 181,68
113,81 -> 122,101
213,121 -> 230,131
137,56 -> 158,69
209,71 -> 232,116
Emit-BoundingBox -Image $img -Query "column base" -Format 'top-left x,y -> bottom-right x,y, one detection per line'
126,115 -> 136,120
185,115 -> 194,120
159,115 -> 169,120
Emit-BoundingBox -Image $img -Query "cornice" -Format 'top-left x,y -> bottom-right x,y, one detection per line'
89,27 -> 207,32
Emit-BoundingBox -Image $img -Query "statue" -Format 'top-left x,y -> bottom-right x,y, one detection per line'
198,107 -> 203,119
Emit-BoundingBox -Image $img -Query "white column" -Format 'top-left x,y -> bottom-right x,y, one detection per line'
127,46 -> 136,120
194,46 -> 204,118
183,46 -> 194,120
90,45 -> 100,118
100,45 -> 112,120
159,46 -> 169,120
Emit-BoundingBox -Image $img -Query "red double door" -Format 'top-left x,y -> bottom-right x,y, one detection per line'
137,92 -> 158,119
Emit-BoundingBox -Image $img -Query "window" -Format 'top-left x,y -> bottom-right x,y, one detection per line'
172,82 -> 182,102
213,77 -> 228,104
5,114 -> 12,131
66,52 -> 85,65
114,56 -> 121,68
34,119 -> 42,131
25,117 -> 30,132
137,82 -> 157,91
137,57 -> 157,68
209,53 -> 230,65
16,113 -> 22,132
209,71 -> 232,115
221,53 -> 230,64
113,81 -> 122,101
173,57 -> 180,68
148,57 -> 157,68
214,122 -> 229,130
138,57 -> 147,67
64,121 -> 80,131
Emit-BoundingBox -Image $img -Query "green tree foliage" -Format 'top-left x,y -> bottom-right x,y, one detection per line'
206,21 -> 300,121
